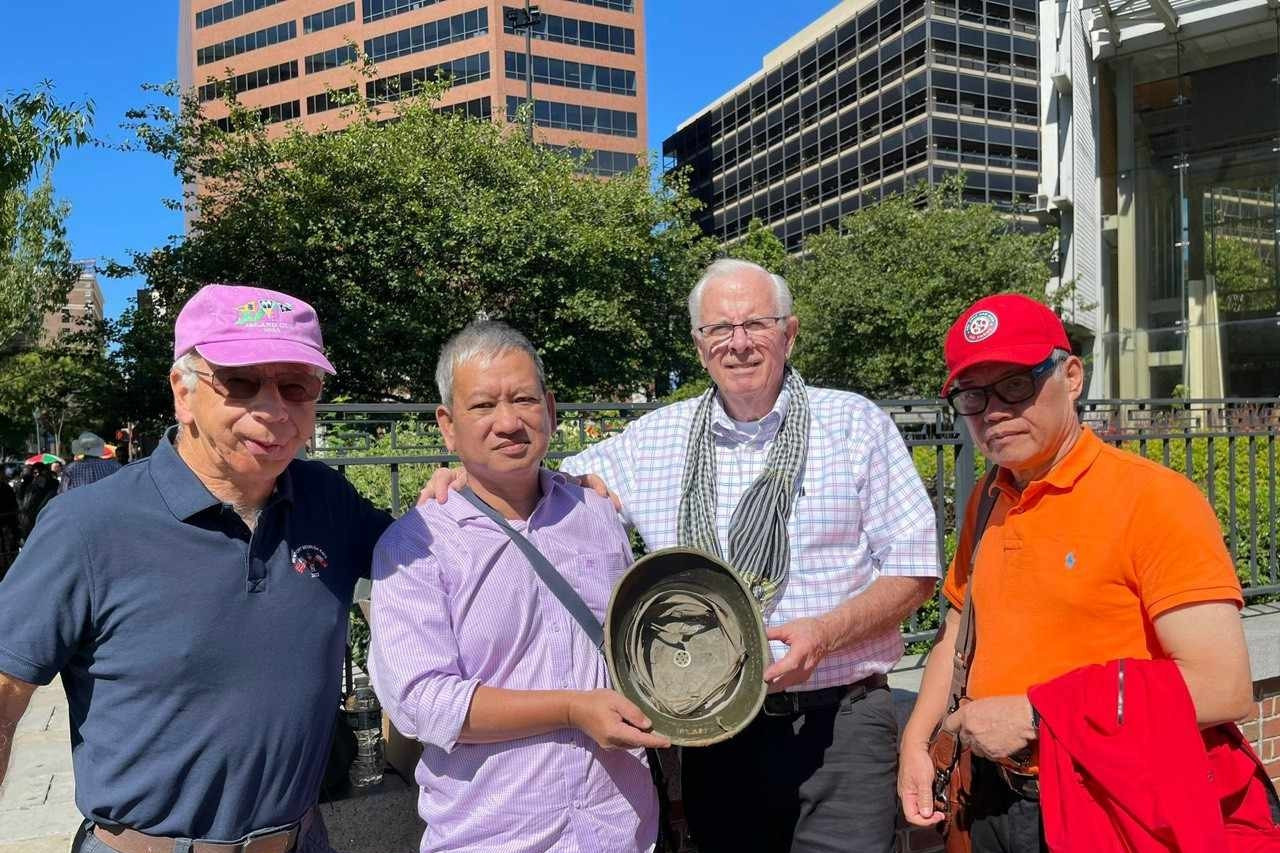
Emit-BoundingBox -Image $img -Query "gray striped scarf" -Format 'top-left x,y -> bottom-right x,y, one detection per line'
677,367 -> 810,607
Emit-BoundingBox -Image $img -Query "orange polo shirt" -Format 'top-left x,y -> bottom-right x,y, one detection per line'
942,426 -> 1243,701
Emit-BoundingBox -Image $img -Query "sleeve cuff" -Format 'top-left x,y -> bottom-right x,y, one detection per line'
1147,586 -> 1244,620
416,676 -> 483,753
0,646 -> 58,686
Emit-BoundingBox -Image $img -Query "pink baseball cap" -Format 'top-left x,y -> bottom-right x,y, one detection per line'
173,283 -> 336,374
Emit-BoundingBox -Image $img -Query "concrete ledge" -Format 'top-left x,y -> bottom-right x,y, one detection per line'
1243,606 -> 1280,681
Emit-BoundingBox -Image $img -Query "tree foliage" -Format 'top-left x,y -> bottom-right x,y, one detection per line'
115,83 -> 714,421
0,85 -> 93,354
727,219 -> 789,273
788,179 -> 1056,398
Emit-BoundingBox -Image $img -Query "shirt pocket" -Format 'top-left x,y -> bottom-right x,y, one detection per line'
569,550 -> 630,622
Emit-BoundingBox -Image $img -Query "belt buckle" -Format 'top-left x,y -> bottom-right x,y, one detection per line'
761,691 -> 798,717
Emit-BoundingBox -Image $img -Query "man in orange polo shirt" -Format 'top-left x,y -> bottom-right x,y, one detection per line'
899,293 -> 1253,851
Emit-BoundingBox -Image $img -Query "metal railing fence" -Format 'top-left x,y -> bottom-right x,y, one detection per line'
315,397 -> 1280,643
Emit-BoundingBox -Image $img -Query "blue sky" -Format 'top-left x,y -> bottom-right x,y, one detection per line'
1,0 -> 838,320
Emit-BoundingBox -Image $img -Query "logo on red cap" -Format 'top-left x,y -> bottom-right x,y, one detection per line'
963,310 -> 999,343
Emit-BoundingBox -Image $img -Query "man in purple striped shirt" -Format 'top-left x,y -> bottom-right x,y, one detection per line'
369,321 -> 665,853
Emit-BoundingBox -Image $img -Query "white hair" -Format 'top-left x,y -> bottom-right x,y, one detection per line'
171,351 -> 202,392
687,258 -> 793,331
435,321 -> 546,408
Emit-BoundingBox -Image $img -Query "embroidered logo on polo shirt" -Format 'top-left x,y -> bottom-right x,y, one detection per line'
291,545 -> 329,578
1065,551 -> 1077,570
964,310 -> 999,343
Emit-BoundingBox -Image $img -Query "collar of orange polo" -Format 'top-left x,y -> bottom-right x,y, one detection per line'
991,426 -> 1104,500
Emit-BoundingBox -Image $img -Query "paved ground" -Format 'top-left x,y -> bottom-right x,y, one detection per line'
0,678 -> 424,853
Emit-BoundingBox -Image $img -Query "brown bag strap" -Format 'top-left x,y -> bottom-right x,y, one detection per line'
946,467 -> 1001,714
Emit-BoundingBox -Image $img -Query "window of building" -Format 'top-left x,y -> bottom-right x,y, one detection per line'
215,99 -> 300,130
305,44 -> 358,73
367,52 -> 491,102
306,86 -> 358,114
506,96 -> 637,137
547,145 -> 639,175
365,9 -> 488,63
505,53 -> 636,96
194,0 -> 281,29
197,20 -> 296,65
304,3 -> 356,34
563,0 -> 634,11
437,96 -> 493,119
363,0 -> 441,24
504,9 -> 635,54
198,60 -> 298,102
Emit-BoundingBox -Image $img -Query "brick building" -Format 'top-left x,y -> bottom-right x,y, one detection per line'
178,0 -> 647,176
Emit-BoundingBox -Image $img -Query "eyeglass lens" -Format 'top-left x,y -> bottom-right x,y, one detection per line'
211,369 -> 322,403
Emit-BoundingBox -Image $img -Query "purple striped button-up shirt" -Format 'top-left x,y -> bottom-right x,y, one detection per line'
369,468 -> 658,853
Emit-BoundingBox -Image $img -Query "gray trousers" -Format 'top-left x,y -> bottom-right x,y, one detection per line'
682,683 -> 899,853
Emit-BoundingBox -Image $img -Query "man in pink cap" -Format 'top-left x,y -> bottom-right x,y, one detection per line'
0,284 -> 392,853
898,294 -> 1260,851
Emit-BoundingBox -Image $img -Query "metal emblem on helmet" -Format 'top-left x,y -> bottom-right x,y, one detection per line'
963,310 -> 999,343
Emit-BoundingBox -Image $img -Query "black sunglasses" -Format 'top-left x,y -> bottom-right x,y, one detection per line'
192,367 -> 323,403
946,354 -> 1064,416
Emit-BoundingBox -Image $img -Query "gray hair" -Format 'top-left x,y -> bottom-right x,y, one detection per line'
687,258 -> 794,331
435,321 -> 546,408
1050,347 -> 1071,375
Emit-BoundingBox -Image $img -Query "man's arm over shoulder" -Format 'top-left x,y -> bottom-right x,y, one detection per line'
368,508 -> 478,752
0,495 -> 96,686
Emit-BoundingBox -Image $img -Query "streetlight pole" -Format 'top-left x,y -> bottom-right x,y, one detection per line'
504,4 -> 543,142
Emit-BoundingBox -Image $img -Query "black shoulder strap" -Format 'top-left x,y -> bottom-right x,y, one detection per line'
945,467 -> 1001,713
459,485 -> 605,650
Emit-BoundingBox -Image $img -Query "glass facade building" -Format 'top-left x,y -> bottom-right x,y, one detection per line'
662,0 -> 1039,251
1042,0 -> 1280,397
179,0 -> 647,177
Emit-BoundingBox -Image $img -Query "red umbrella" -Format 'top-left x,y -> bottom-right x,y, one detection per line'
25,453 -> 63,465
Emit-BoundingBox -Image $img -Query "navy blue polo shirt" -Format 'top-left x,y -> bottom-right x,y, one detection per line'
0,430 -> 391,840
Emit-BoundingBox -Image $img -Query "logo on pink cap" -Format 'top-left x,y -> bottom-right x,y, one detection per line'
173,284 -> 336,375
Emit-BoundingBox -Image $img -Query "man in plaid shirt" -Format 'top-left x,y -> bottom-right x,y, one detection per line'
58,432 -> 121,494
563,258 -> 938,852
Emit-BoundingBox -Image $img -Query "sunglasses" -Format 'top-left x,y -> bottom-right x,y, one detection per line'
191,367 -> 323,403
946,354 -> 1063,416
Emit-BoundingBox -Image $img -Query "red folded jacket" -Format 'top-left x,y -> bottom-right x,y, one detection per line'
1028,658 -> 1280,852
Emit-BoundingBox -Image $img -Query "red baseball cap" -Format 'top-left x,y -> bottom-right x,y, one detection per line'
942,293 -> 1070,395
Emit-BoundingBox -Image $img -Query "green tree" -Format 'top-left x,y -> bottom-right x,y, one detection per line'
1209,234 -> 1274,315
727,218 -> 789,273
790,179 -> 1056,398
115,83 -> 713,427
0,85 -> 93,353
0,339 -> 116,457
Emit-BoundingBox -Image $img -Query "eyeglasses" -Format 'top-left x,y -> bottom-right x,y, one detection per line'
946,354 -> 1064,416
696,315 -> 787,344
191,367 -> 323,403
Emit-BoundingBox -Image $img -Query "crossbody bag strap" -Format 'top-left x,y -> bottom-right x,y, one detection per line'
946,467 -> 1001,713
459,485 -> 605,649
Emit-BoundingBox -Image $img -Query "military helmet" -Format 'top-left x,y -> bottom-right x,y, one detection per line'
604,547 -> 768,747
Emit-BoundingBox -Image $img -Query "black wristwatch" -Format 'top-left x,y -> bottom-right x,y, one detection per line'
1030,704 -> 1041,735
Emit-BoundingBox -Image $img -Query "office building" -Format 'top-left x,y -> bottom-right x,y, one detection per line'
662,0 -> 1040,251
178,0 -> 647,176
40,262 -> 104,345
1041,0 -> 1280,397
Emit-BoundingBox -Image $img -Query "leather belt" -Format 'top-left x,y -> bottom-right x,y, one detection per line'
761,672 -> 888,716
92,809 -> 313,853
997,764 -> 1040,800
